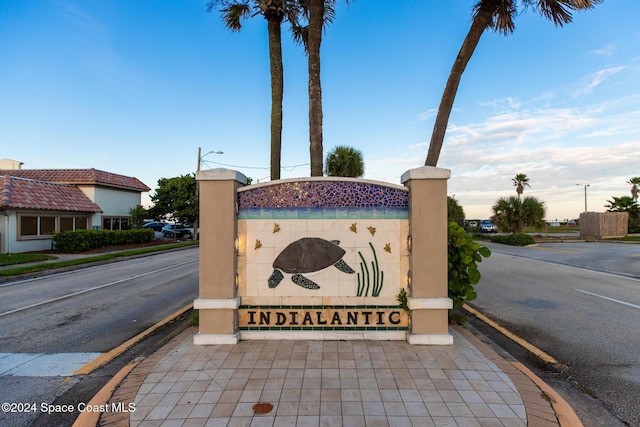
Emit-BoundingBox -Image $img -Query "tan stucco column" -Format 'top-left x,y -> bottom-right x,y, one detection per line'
402,167 -> 453,345
193,169 -> 247,345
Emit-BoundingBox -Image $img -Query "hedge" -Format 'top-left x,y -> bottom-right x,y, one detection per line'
490,233 -> 536,246
52,229 -> 155,253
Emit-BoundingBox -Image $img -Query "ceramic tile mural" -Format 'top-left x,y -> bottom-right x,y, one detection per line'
237,180 -> 410,322
238,180 -> 409,208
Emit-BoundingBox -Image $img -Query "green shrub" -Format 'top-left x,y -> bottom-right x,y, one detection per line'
490,233 -> 535,246
448,222 -> 491,314
53,229 -> 155,253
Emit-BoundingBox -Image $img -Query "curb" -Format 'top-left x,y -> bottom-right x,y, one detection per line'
511,361 -> 584,427
70,304 -> 195,427
73,303 -> 193,376
72,360 -> 140,427
462,304 -> 583,427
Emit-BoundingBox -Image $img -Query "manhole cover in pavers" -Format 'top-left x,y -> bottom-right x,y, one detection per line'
253,403 -> 273,414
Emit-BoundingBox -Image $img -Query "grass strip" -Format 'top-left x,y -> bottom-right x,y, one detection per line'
0,253 -> 57,266
0,241 -> 198,277
604,235 -> 640,242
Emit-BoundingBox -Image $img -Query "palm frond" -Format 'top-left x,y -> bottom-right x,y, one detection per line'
208,1 -> 253,31
291,24 -> 309,51
524,0 -> 602,27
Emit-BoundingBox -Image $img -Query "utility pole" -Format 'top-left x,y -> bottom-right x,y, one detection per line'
194,148 -> 224,240
577,184 -> 590,212
194,147 -> 201,240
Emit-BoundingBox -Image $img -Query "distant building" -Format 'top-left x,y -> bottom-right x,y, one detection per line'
0,166 -> 150,253
0,158 -> 24,170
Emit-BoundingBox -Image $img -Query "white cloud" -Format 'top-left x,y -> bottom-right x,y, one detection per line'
478,97 -> 521,110
588,44 -> 616,57
572,66 -> 627,97
417,108 -> 437,122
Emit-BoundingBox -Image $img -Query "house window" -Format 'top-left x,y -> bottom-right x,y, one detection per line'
41,217 -> 56,235
20,216 -> 38,236
102,217 -> 131,231
60,216 -> 88,232
18,214 -> 90,239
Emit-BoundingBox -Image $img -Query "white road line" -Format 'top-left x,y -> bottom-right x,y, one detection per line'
0,260 -> 197,318
575,289 -> 640,310
0,247 -> 198,289
0,352 -> 102,376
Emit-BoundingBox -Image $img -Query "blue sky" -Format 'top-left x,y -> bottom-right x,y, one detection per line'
1,0 -> 638,220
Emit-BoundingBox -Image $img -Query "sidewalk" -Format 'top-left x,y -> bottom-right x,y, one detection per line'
96,325 -> 576,427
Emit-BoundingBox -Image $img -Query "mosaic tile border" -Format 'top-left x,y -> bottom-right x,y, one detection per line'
241,305 -> 405,309
238,305 -> 409,332
240,326 -> 408,331
237,206 -> 408,220
238,180 -> 409,209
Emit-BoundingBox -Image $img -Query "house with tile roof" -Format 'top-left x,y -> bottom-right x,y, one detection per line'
0,167 -> 150,253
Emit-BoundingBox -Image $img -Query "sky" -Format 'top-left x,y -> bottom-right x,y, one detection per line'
1,0 -> 639,221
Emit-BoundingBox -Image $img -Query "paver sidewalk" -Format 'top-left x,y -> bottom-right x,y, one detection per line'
100,325 -> 563,427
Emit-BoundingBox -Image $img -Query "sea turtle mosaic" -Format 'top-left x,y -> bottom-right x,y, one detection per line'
268,237 -> 355,289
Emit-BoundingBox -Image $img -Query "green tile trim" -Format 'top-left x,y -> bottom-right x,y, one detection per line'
238,207 -> 408,220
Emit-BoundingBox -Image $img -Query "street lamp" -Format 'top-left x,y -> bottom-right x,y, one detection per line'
577,184 -> 590,212
198,148 -> 224,171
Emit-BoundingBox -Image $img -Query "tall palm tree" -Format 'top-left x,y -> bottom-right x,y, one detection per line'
307,0 -> 325,176
294,1 -> 347,177
425,0 -> 601,167
512,173 -> 530,198
325,145 -> 364,177
208,0 -> 300,180
627,177 -> 640,201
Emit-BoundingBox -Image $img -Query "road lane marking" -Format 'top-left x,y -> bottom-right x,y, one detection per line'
0,260 -> 197,318
530,246 -> 577,254
0,353 -> 102,376
575,289 -> 640,310
0,247 -> 198,289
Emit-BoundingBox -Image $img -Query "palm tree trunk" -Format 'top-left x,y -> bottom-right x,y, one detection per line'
425,11 -> 492,167
268,18 -> 284,180
308,0 -> 324,176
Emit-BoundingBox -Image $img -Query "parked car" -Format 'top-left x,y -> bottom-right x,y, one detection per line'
566,221 -> 577,227
480,220 -> 498,233
162,224 -> 193,239
548,221 -> 560,227
142,222 -> 166,232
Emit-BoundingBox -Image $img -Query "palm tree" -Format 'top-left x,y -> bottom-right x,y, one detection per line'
294,1 -> 347,177
324,145 -> 364,177
425,0 -> 601,167
208,0 -> 300,180
447,195 -> 466,227
491,195 -> 546,234
628,177 -> 640,201
512,173 -> 530,198
606,195 -> 640,233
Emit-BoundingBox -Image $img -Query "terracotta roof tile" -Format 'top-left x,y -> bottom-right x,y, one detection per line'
0,175 -> 103,212
0,169 -> 150,192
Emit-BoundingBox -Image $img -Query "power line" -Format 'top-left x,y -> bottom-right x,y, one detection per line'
201,160 -> 310,171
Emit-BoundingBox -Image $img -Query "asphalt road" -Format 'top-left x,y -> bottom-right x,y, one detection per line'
470,241 -> 639,426
0,247 -> 198,427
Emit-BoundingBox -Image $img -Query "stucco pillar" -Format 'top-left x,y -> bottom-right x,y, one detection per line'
194,169 -> 247,345
402,167 -> 453,345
